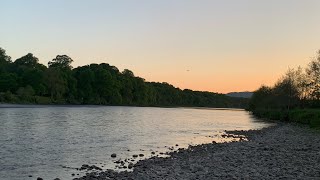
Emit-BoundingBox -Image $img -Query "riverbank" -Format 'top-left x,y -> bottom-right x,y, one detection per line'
251,109 -> 320,129
74,123 -> 320,180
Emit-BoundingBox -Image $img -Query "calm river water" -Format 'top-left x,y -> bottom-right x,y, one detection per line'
0,105 -> 272,180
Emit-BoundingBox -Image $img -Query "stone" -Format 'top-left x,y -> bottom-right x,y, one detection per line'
111,153 -> 117,158
128,163 -> 134,169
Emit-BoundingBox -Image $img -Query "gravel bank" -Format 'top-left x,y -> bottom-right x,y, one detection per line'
74,123 -> 320,179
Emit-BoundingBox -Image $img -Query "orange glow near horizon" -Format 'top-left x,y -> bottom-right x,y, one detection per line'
1,1 -> 320,93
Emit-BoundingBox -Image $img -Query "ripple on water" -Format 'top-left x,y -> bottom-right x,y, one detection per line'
0,106 -> 272,180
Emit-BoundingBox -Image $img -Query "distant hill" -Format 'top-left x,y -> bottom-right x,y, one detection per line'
226,91 -> 253,98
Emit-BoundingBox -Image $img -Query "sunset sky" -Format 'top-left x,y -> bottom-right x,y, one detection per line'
1,0 -> 320,93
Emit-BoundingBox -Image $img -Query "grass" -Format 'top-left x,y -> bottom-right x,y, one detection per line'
252,108 -> 320,129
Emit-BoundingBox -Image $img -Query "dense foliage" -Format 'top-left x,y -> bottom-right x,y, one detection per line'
0,47 -> 248,108
249,50 -> 320,128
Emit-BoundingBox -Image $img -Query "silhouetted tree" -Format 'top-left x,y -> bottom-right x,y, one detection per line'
306,50 -> 320,100
48,55 -> 73,70
14,53 -> 39,68
0,46 -> 249,108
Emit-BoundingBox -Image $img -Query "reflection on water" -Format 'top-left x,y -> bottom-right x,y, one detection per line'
0,106 -> 272,180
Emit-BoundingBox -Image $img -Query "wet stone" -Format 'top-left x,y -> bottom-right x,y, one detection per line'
111,153 -> 117,158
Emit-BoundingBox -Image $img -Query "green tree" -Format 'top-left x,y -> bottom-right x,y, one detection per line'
12,53 -> 47,96
48,55 -> 73,70
16,85 -> 35,102
45,68 -> 67,101
94,67 -> 114,104
74,66 -> 95,103
122,69 -> 134,77
273,72 -> 300,110
249,85 -> 272,110
0,73 -> 18,92
0,47 -> 11,73
0,47 -> 11,63
306,50 -> 320,100
14,53 -> 39,69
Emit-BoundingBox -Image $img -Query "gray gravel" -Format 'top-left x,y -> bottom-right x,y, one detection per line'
74,123 -> 320,180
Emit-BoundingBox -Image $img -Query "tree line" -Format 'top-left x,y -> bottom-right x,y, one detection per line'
248,50 -> 320,127
249,50 -> 320,111
0,47 -> 248,108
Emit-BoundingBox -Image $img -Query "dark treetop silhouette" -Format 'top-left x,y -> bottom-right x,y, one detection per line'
248,50 -> 320,128
0,47 -> 248,108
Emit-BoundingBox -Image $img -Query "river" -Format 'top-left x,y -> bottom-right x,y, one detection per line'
0,105 -> 272,180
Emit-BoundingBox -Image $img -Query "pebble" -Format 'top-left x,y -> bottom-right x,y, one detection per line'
111,153 -> 117,158
73,124 -> 320,180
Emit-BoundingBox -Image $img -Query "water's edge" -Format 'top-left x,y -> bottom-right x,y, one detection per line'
74,123 -> 320,179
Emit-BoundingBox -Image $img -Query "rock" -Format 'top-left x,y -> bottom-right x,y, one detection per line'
73,124 -> 320,180
37,178 -> 43,180
53,178 -> 60,180
72,173 -> 75,176
128,163 -> 134,169
133,154 -> 138,158
28,175 -> 32,177
139,154 -> 144,157
111,153 -> 117,158
92,165 -> 102,170
176,144 -> 179,146
80,164 -> 89,170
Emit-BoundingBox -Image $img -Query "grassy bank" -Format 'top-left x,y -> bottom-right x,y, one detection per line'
0,92 -> 55,104
251,108 -> 320,129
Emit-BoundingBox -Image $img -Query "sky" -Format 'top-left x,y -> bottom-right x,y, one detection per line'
1,0 -> 320,93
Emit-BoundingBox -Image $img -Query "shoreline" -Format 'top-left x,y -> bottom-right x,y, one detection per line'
74,123 -> 320,180
0,103 -> 245,111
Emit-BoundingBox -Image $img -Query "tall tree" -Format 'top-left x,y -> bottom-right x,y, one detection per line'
0,48 -> 11,62
14,53 -> 39,69
48,55 -> 73,70
74,66 -> 95,103
306,50 -> 320,100
45,68 -> 67,101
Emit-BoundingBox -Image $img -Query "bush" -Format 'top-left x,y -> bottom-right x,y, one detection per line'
252,108 -> 320,129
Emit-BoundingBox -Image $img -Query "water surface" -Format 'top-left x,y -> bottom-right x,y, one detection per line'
0,106 -> 272,180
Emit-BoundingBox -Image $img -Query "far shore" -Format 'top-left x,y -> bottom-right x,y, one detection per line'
0,103 -> 245,111
73,123 -> 320,180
